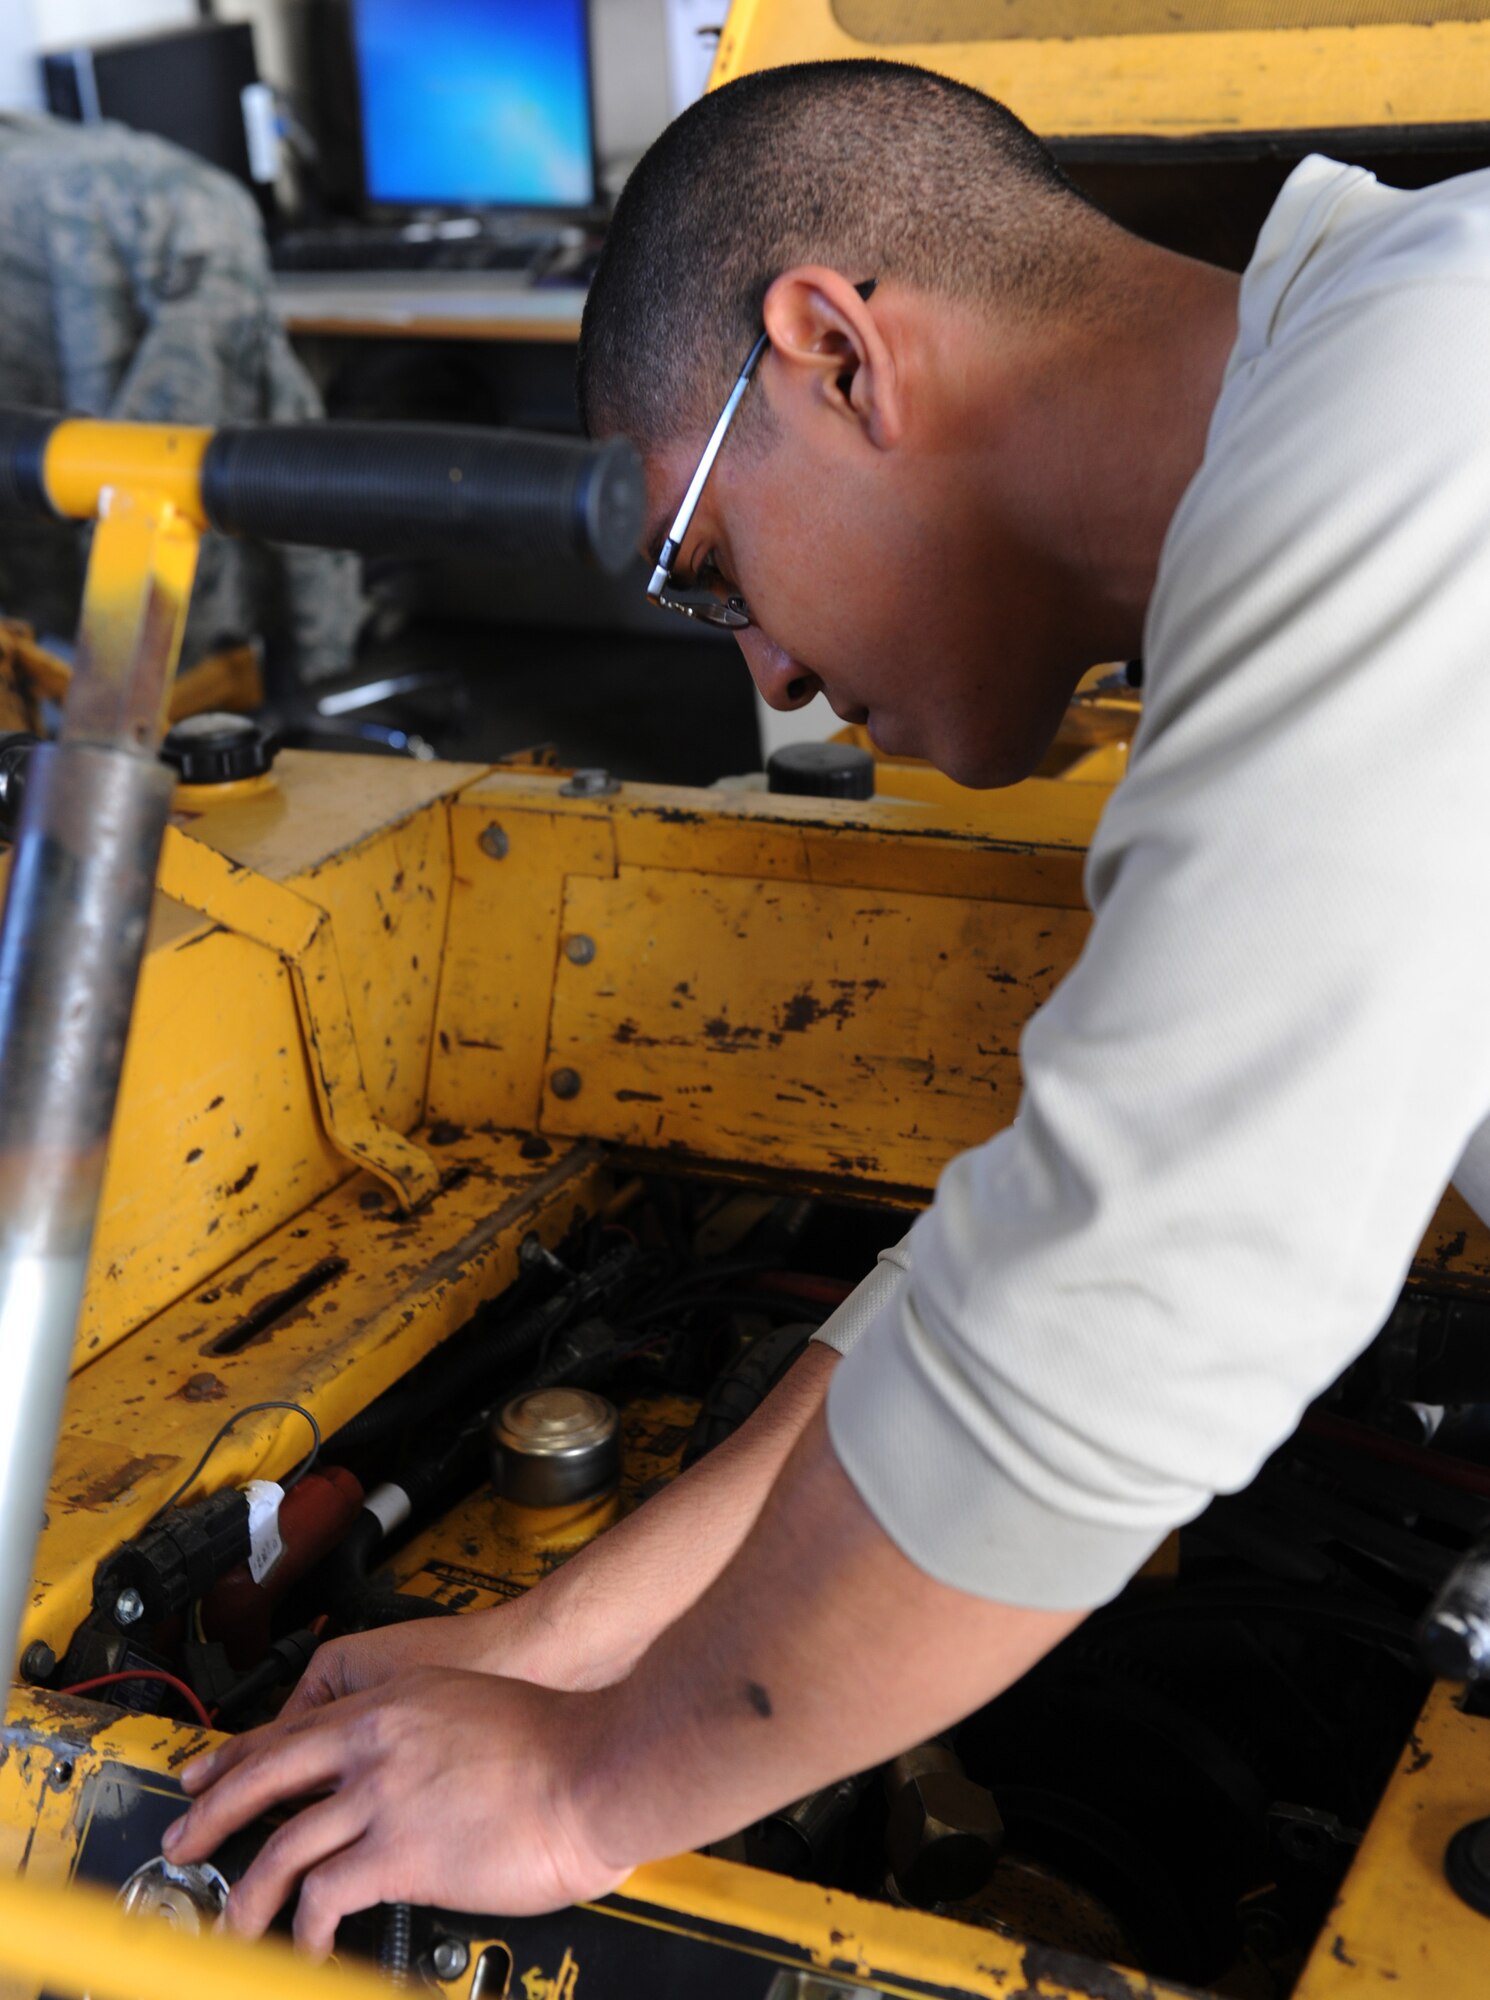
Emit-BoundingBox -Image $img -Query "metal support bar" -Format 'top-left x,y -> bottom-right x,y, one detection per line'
0,1868 -> 393,2000
0,492 -> 197,1677
157,829 -> 441,1211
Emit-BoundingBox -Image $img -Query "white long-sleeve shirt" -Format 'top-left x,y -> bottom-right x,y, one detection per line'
814,156 -> 1490,1611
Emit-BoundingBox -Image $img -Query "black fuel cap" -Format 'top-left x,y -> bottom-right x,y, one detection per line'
0,732 -> 41,842
766,741 -> 874,800
162,712 -> 279,786
1447,1817 -> 1490,1917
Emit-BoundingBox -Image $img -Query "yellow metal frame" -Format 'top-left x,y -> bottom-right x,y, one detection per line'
711,0 -> 1490,139
41,419 -> 213,530
0,619 -> 264,738
156,827 -> 442,1210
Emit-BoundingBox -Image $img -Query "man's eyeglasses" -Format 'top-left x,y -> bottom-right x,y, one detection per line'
645,279 -> 878,631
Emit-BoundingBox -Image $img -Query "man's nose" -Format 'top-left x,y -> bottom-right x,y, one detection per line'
737,631 -> 823,712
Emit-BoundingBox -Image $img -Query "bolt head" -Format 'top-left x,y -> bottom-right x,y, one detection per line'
1420,1606 -> 1490,1681
559,768 -> 620,799
549,1067 -> 582,1101
887,1770 -> 1002,1906
115,1587 -> 145,1627
20,1641 -> 56,1685
431,1938 -> 470,1981
478,822 -> 509,860
565,934 -> 596,967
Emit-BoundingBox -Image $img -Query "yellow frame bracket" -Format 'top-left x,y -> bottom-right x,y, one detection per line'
157,827 -> 442,1211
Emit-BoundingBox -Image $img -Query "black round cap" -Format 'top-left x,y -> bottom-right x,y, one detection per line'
161,712 -> 279,786
1447,1818 -> 1490,1917
767,741 -> 874,800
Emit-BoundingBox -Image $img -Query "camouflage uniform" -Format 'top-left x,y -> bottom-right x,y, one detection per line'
0,113 -> 363,686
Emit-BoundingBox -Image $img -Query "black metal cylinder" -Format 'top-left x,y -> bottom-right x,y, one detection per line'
201,422 -> 644,573
0,406 -> 59,520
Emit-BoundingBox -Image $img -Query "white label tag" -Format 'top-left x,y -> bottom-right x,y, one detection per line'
244,1480 -> 285,1585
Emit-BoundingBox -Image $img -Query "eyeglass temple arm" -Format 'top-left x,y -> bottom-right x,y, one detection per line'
646,284 -> 875,597
647,330 -> 771,596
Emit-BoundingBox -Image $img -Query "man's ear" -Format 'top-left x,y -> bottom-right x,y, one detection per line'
760,266 -> 902,448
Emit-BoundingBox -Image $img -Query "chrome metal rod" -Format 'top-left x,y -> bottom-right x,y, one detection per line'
0,743 -> 174,1672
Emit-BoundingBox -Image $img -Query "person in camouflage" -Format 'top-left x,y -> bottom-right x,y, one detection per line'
0,112 -> 363,689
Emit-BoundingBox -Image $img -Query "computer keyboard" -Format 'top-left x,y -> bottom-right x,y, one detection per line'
270,221 -> 566,276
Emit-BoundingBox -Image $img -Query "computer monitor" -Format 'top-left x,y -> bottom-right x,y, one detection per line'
351,0 -> 598,213
41,22 -> 262,193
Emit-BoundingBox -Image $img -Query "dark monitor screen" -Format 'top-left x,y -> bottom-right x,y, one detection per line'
351,0 -> 597,210
41,22 -> 259,190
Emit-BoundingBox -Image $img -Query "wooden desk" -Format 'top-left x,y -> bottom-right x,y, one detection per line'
273,273 -> 587,343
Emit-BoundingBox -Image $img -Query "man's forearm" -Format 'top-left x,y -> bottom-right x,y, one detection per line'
573,1404 -> 1084,1867
499,1341 -> 839,1686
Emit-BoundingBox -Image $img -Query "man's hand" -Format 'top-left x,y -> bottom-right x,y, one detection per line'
162,1668 -> 626,1955
167,1404 -> 1084,1954
276,1616 -> 508,1720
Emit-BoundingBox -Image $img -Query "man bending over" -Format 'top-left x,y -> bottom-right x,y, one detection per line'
165,60 -> 1490,1948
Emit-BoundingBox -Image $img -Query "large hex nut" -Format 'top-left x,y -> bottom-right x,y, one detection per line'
886,1763 -> 1003,1906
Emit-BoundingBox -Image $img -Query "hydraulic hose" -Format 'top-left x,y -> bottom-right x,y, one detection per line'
0,408 -> 645,574
332,1241 -> 641,1452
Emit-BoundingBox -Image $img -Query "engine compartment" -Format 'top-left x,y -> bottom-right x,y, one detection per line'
23,1169 -> 1490,1997
2,745 -> 1487,2000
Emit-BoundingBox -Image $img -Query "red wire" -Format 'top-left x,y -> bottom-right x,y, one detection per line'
1301,1407 -> 1490,1500
751,1272 -> 855,1309
59,1670 -> 215,1731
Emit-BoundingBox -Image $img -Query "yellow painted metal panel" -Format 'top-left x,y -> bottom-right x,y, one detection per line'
542,865 -> 1087,1191
1414,1186 -> 1490,1290
68,756 -> 485,1366
837,1 -> 1490,35
298,799 -> 453,1133
0,1690 -> 216,1871
1293,1682 -> 1490,1997
449,769 -> 1097,906
614,786 -> 1097,908
626,1850 -> 1201,2000
156,828 -> 441,1209
167,748 -> 485,891
428,792 -> 617,1131
76,921 -> 340,1364
713,0 -> 1490,137
78,817 -> 449,1361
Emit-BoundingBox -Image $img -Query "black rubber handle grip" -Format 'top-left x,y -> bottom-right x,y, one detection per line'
0,407 -> 60,519
201,422 -> 645,574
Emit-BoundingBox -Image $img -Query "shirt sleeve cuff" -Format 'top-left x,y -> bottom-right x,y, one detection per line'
810,1240 -> 912,1357
825,1284 -> 1177,1612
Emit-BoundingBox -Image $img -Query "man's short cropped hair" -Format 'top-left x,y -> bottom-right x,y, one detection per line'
577,58 -> 1105,452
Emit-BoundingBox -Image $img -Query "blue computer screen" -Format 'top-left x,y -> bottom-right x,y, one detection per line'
354,0 -> 594,209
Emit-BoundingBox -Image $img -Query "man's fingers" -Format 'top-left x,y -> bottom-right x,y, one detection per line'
276,1661 -> 342,1725
179,1715 -> 287,1795
292,1840 -> 389,1960
220,1796 -> 367,1942
166,1715 -> 354,1863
